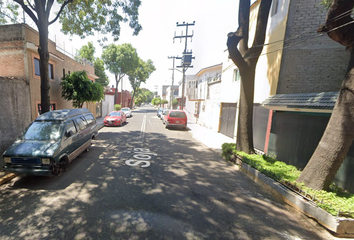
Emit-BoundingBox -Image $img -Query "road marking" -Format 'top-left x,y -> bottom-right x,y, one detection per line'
124,148 -> 155,168
140,115 -> 146,141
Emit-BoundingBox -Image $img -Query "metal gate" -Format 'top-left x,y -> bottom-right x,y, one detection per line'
220,103 -> 237,138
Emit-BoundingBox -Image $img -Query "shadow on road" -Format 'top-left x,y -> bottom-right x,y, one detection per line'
0,128 -> 329,239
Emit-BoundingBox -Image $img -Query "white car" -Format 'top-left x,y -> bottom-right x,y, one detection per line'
121,107 -> 132,117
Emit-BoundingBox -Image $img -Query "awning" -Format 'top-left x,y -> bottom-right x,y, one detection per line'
261,92 -> 338,113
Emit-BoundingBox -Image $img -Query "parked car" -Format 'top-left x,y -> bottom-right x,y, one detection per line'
121,107 -> 132,117
163,110 -> 188,129
157,107 -> 166,118
2,108 -> 99,176
104,111 -> 127,127
160,109 -> 168,120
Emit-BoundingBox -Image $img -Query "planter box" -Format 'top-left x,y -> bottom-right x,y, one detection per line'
239,161 -> 354,238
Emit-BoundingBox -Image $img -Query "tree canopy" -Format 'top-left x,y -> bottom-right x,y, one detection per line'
0,0 -> 141,113
102,43 -> 139,104
76,42 -> 109,87
128,58 -> 156,108
60,71 -> 104,108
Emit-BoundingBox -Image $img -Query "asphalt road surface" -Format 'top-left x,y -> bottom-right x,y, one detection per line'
0,106 -> 337,239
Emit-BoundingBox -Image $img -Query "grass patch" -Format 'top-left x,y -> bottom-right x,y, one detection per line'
221,143 -> 354,218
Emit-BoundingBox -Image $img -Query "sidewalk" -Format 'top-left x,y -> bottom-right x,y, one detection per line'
187,122 -> 234,153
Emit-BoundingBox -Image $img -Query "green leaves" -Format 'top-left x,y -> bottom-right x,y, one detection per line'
60,71 -> 104,108
101,43 -> 139,80
76,42 -> 109,87
59,0 -> 142,41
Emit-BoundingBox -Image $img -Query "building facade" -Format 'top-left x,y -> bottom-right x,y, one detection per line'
0,23 -> 99,166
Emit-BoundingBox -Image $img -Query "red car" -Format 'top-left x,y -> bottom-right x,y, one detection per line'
163,110 -> 187,129
103,111 -> 127,127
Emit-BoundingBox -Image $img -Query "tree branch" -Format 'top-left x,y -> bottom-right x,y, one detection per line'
227,32 -> 248,69
46,0 -> 54,21
25,0 -> 36,11
49,0 -> 73,25
318,0 -> 354,49
238,0 -> 250,55
14,0 -> 38,25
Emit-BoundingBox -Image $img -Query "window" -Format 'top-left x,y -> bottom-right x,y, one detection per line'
34,58 -> 40,76
64,120 -> 77,139
271,0 -> 279,16
49,63 -> 54,79
75,117 -> 88,131
63,69 -> 65,77
233,69 -> 241,82
84,114 -> 95,125
34,58 -> 54,79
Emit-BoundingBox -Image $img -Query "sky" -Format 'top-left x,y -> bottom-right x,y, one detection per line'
49,0 -> 239,94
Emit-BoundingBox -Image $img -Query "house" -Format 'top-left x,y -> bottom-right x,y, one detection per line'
184,0 -> 353,192
0,23 -> 99,165
185,63 -> 223,131
101,86 -> 132,117
165,85 -> 179,109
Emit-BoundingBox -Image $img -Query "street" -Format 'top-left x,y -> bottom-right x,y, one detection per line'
0,106 -> 335,240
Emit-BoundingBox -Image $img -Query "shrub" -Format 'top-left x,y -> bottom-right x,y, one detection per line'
114,104 -> 121,110
222,143 -> 236,161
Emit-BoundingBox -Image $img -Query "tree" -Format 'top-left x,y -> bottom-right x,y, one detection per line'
297,0 -> 354,190
128,58 -> 156,108
76,42 -> 109,87
0,0 -> 141,114
151,97 -> 161,106
227,0 -> 273,154
161,99 -> 168,105
101,43 -> 139,104
142,88 -> 154,103
134,89 -> 146,106
61,71 -> 104,108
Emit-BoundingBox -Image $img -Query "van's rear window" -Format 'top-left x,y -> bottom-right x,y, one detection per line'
170,112 -> 186,118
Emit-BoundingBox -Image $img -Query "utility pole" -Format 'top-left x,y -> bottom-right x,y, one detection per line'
168,56 -> 177,110
173,21 -> 195,110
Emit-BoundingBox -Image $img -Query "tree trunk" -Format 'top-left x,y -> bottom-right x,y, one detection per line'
37,13 -> 50,114
236,66 -> 256,153
227,0 -> 272,154
297,49 -> 354,190
297,0 -> 354,190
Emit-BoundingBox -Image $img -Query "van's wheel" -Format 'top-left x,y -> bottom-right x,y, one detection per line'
53,163 -> 63,176
61,158 -> 69,172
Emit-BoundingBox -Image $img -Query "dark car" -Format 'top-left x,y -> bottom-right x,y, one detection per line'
163,110 -> 188,129
2,108 -> 99,176
103,111 -> 127,126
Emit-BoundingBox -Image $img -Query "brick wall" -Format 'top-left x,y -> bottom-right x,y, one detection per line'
277,0 -> 350,94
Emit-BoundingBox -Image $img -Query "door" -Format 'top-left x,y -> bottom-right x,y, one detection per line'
220,103 -> 237,138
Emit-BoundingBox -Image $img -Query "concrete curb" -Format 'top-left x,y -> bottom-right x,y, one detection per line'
0,173 -> 16,186
237,159 -> 354,238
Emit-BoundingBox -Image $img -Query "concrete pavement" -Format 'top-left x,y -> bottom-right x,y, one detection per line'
187,122 -> 234,153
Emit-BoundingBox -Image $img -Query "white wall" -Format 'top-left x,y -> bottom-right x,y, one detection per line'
102,94 -> 114,117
